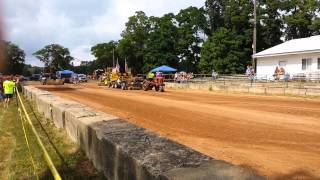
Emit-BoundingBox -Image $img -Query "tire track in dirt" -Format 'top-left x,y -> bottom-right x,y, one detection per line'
36,84 -> 320,180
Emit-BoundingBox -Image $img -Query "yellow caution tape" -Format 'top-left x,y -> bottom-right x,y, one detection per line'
16,88 -> 62,180
18,107 -> 39,180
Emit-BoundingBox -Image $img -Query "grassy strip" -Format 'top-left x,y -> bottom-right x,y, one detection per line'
0,96 -> 105,179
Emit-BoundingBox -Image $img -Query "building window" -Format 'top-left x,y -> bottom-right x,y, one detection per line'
302,58 -> 312,70
279,61 -> 286,67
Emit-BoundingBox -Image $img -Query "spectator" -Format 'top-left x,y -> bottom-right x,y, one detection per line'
175,72 -> 194,83
73,74 -> 79,84
212,70 -> 218,80
273,66 -> 286,80
246,65 -> 253,76
3,76 -> 16,108
174,72 -> 178,82
156,71 -> 162,78
147,72 -> 155,81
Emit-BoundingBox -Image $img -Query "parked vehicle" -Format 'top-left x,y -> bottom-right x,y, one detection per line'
30,74 -> 41,81
78,74 -> 88,82
56,70 -> 74,83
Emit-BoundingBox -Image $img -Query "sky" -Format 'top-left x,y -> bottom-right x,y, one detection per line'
2,0 -> 205,66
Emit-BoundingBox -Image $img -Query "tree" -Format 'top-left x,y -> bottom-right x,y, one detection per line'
281,0 -> 320,40
91,41 -> 117,69
176,7 -> 207,72
72,60 -> 99,75
258,0 -> 283,51
204,0 -> 225,35
33,44 -> 73,73
199,28 -> 249,74
1,41 -> 25,75
200,0 -> 253,74
22,64 -> 43,77
310,17 -> 320,35
143,13 -> 179,72
118,11 -> 151,73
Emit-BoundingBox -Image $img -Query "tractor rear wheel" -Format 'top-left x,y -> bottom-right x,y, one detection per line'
159,86 -> 164,92
142,83 -> 149,91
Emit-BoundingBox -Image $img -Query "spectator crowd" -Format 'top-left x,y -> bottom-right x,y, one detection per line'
174,72 -> 194,83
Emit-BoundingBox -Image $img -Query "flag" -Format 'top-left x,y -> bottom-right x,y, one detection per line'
115,58 -> 120,73
125,58 -> 128,73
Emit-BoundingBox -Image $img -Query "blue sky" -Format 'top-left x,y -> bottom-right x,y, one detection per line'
3,0 -> 204,66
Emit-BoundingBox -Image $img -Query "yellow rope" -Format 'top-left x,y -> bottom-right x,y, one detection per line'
16,88 -> 62,180
18,108 -> 39,180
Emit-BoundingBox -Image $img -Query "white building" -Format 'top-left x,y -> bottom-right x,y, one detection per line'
253,35 -> 320,80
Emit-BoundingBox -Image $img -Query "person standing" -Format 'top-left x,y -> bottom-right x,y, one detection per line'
246,65 -> 252,76
3,76 -> 16,108
147,72 -> 155,81
212,69 -> 218,80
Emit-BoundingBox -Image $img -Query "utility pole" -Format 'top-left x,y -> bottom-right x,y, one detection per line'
112,48 -> 115,68
252,0 -> 257,70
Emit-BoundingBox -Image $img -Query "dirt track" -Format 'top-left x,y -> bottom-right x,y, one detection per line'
35,83 -> 320,180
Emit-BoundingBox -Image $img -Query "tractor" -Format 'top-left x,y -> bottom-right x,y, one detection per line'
40,73 -> 64,85
98,68 -> 112,86
120,75 -> 143,90
142,77 -> 165,92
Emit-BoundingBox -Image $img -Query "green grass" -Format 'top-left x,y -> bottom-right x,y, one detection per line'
0,96 -> 105,180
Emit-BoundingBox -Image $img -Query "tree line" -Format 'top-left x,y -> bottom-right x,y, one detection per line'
1,0 -> 320,76
87,0 -> 320,74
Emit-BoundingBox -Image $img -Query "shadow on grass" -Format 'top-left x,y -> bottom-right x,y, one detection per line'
40,149 -> 106,180
21,96 -> 106,180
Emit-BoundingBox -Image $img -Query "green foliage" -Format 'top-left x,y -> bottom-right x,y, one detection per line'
72,60 -> 99,75
200,1 -> 253,74
22,64 -> 43,77
258,0 -> 283,50
1,41 -> 25,75
310,17 -> 320,35
204,0 -> 225,35
281,0 -> 320,40
176,7 -> 207,72
118,11 -> 150,73
143,13 -> 179,72
88,0 -> 320,74
91,41 -> 117,69
33,44 -> 73,73
199,28 -> 249,74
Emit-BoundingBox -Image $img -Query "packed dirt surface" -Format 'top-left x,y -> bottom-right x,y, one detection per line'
34,82 -> 320,180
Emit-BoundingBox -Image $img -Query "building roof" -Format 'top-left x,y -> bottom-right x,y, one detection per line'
253,35 -> 320,58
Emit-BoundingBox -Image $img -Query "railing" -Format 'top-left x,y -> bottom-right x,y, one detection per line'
137,72 -> 320,88
16,87 -> 62,180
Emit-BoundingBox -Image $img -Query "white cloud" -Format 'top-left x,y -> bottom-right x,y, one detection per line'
3,0 -> 205,67
70,45 -> 95,66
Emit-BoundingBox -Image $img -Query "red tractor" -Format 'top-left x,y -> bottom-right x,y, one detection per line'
142,77 -> 165,92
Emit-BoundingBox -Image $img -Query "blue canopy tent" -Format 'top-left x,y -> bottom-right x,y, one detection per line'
150,65 -> 177,73
60,70 -> 74,75
56,70 -> 74,79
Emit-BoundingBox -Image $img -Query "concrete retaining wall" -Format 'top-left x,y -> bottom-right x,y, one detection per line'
22,85 -> 265,180
166,82 -> 320,97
